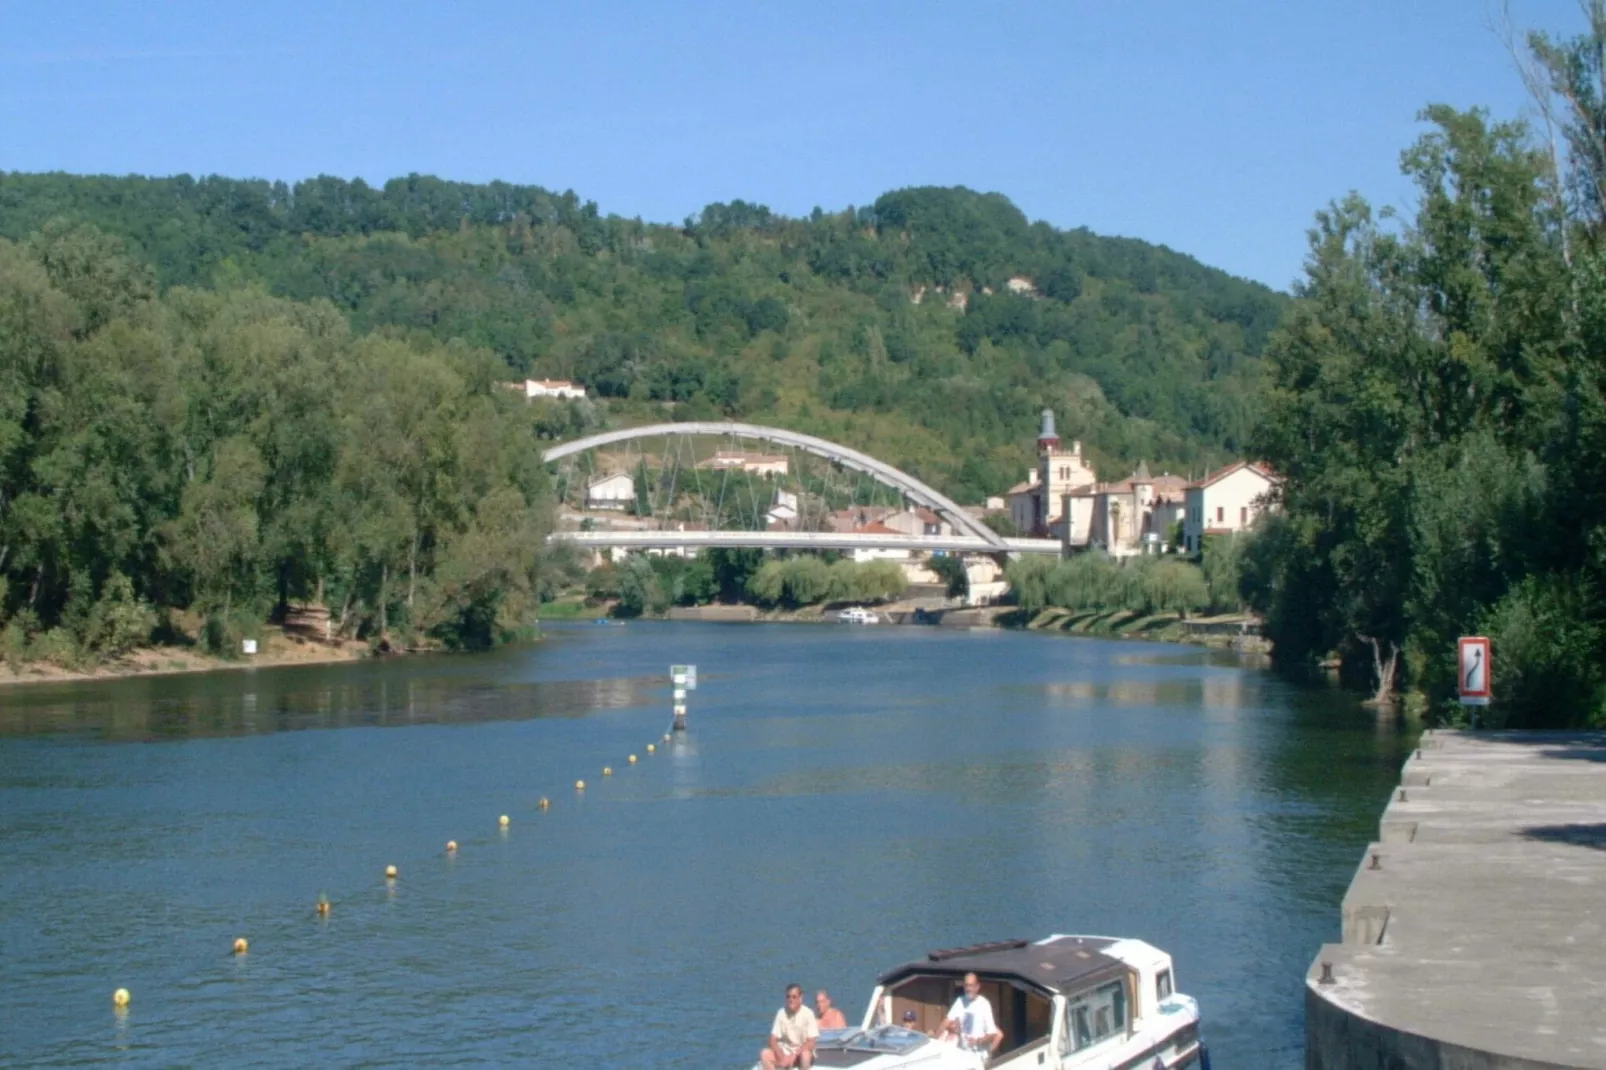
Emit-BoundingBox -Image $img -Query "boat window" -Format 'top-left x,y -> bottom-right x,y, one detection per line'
1157,969 -> 1173,1000
1061,980 -> 1129,1052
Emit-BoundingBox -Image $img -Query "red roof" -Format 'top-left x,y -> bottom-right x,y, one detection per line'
859,521 -> 900,535
1186,461 -> 1278,491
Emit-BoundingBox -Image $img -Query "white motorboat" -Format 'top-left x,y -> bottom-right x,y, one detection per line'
754,935 -> 1207,1069
837,607 -> 880,625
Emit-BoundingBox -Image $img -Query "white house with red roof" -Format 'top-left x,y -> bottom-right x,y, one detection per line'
1182,461 -> 1279,553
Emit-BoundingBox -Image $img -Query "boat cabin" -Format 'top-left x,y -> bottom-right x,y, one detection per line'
860,936 -> 1198,1068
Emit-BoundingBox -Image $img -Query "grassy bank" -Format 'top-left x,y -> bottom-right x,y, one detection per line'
0,623 -> 371,688
1018,607 -> 1269,651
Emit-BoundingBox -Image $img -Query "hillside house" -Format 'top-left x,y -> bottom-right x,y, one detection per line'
585,472 -> 635,511
699,451 -> 788,477
1181,461 -> 1279,552
882,507 -> 949,538
519,378 -> 587,400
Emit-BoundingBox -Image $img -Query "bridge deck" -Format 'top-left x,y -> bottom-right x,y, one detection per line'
548,530 -> 1062,555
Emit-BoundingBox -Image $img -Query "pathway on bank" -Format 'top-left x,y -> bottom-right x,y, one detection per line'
1306,730 -> 1606,1069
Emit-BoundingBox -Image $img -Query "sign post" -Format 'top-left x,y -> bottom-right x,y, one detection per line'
1457,636 -> 1491,728
670,664 -> 696,731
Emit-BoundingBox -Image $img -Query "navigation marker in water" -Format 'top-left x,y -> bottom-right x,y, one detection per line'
628,754 -> 637,764
113,988 -> 130,1007
233,938 -> 249,955
385,865 -> 398,880
647,743 -> 655,754
446,840 -> 458,854
498,814 -> 510,828
603,766 -> 612,776
575,779 -> 586,791
538,797 -> 550,810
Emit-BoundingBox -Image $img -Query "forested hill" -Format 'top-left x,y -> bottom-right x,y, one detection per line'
0,173 -> 1285,500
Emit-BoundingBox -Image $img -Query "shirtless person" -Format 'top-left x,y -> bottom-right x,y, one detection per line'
944,973 -> 1003,1055
815,990 -> 847,1030
760,983 -> 819,1069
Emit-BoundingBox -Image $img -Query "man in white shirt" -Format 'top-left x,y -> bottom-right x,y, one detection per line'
944,973 -> 1003,1055
760,983 -> 819,1069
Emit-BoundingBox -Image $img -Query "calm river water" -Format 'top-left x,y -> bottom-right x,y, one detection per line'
0,623 -> 1411,1068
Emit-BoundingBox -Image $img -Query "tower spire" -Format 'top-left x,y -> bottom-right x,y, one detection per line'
1037,408 -> 1060,454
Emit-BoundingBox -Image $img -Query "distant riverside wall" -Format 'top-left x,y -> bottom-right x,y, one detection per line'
1305,730 -> 1606,1070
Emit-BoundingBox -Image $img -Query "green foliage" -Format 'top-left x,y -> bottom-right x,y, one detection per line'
0,174 -> 1286,504
1244,17 -> 1606,724
980,512 -> 1020,538
928,553 -> 969,599
0,227 -> 555,657
29,627 -> 82,668
82,572 -> 156,657
743,555 -> 906,608
1477,575 -> 1606,728
1199,535 -> 1246,614
1009,552 -> 1208,617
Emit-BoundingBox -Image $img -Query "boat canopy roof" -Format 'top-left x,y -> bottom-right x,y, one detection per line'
875,937 -> 1127,997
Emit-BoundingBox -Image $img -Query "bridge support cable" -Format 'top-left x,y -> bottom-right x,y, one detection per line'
541,422 -> 1009,550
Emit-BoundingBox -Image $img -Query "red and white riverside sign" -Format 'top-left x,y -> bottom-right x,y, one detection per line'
1458,636 -> 1491,706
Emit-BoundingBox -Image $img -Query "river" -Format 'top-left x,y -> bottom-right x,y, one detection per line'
0,622 -> 1411,1068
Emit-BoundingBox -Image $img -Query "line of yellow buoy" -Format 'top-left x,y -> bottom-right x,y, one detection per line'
115,730 -> 679,1007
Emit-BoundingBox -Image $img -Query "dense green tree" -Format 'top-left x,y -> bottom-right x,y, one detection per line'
1244,11 -> 1606,726
0,174 -> 1287,504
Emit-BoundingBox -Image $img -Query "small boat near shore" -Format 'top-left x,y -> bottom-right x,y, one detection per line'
754,935 -> 1206,1069
837,607 -> 880,625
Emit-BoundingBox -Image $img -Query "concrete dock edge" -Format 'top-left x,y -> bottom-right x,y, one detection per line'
1305,730 -> 1606,1069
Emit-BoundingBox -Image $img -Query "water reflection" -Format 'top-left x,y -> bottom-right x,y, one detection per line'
0,624 -> 1408,1069
0,666 -> 663,741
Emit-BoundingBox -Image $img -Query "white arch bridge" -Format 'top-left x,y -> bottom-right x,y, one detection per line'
540,421 -> 1061,557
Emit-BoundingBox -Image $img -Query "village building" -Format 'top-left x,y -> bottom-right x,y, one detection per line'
765,489 -> 800,529
698,451 -> 788,477
584,472 -> 634,511
1007,410 -> 1097,536
515,378 -> 587,400
1181,461 -> 1279,553
826,505 -> 899,533
882,507 -> 948,538
1064,463 -> 1189,556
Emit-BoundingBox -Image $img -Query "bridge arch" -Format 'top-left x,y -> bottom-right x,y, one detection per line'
541,421 -> 1009,550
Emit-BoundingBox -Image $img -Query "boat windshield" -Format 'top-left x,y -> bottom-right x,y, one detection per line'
817,1026 -> 929,1055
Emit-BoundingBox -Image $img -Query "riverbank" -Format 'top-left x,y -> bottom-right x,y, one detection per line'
0,624 -> 369,689
1021,606 -> 1271,651
542,595 -> 1268,651
1306,730 -> 1606,1068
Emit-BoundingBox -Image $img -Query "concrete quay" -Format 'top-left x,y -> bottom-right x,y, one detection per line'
1306,730 -> 1606,1069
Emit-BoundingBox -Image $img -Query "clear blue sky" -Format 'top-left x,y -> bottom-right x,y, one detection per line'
0,1 -> 1586,290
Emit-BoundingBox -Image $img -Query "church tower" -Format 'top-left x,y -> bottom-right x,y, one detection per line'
1033,409 -> 1097,535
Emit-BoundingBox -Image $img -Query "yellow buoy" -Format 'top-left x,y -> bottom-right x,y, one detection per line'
603,766 -> 612,777
113,988 -> 130,1007
538,797 -> 550,810
647,743 -> 655,753
498,814 -> 510,828
233,937 -> 249,955
446,840 -> 458,853
663,733 -> 671,742
628,754 -> 637,764
385,864 -> 398,880
316,894 -> 331,916
575,779 -> 586,790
